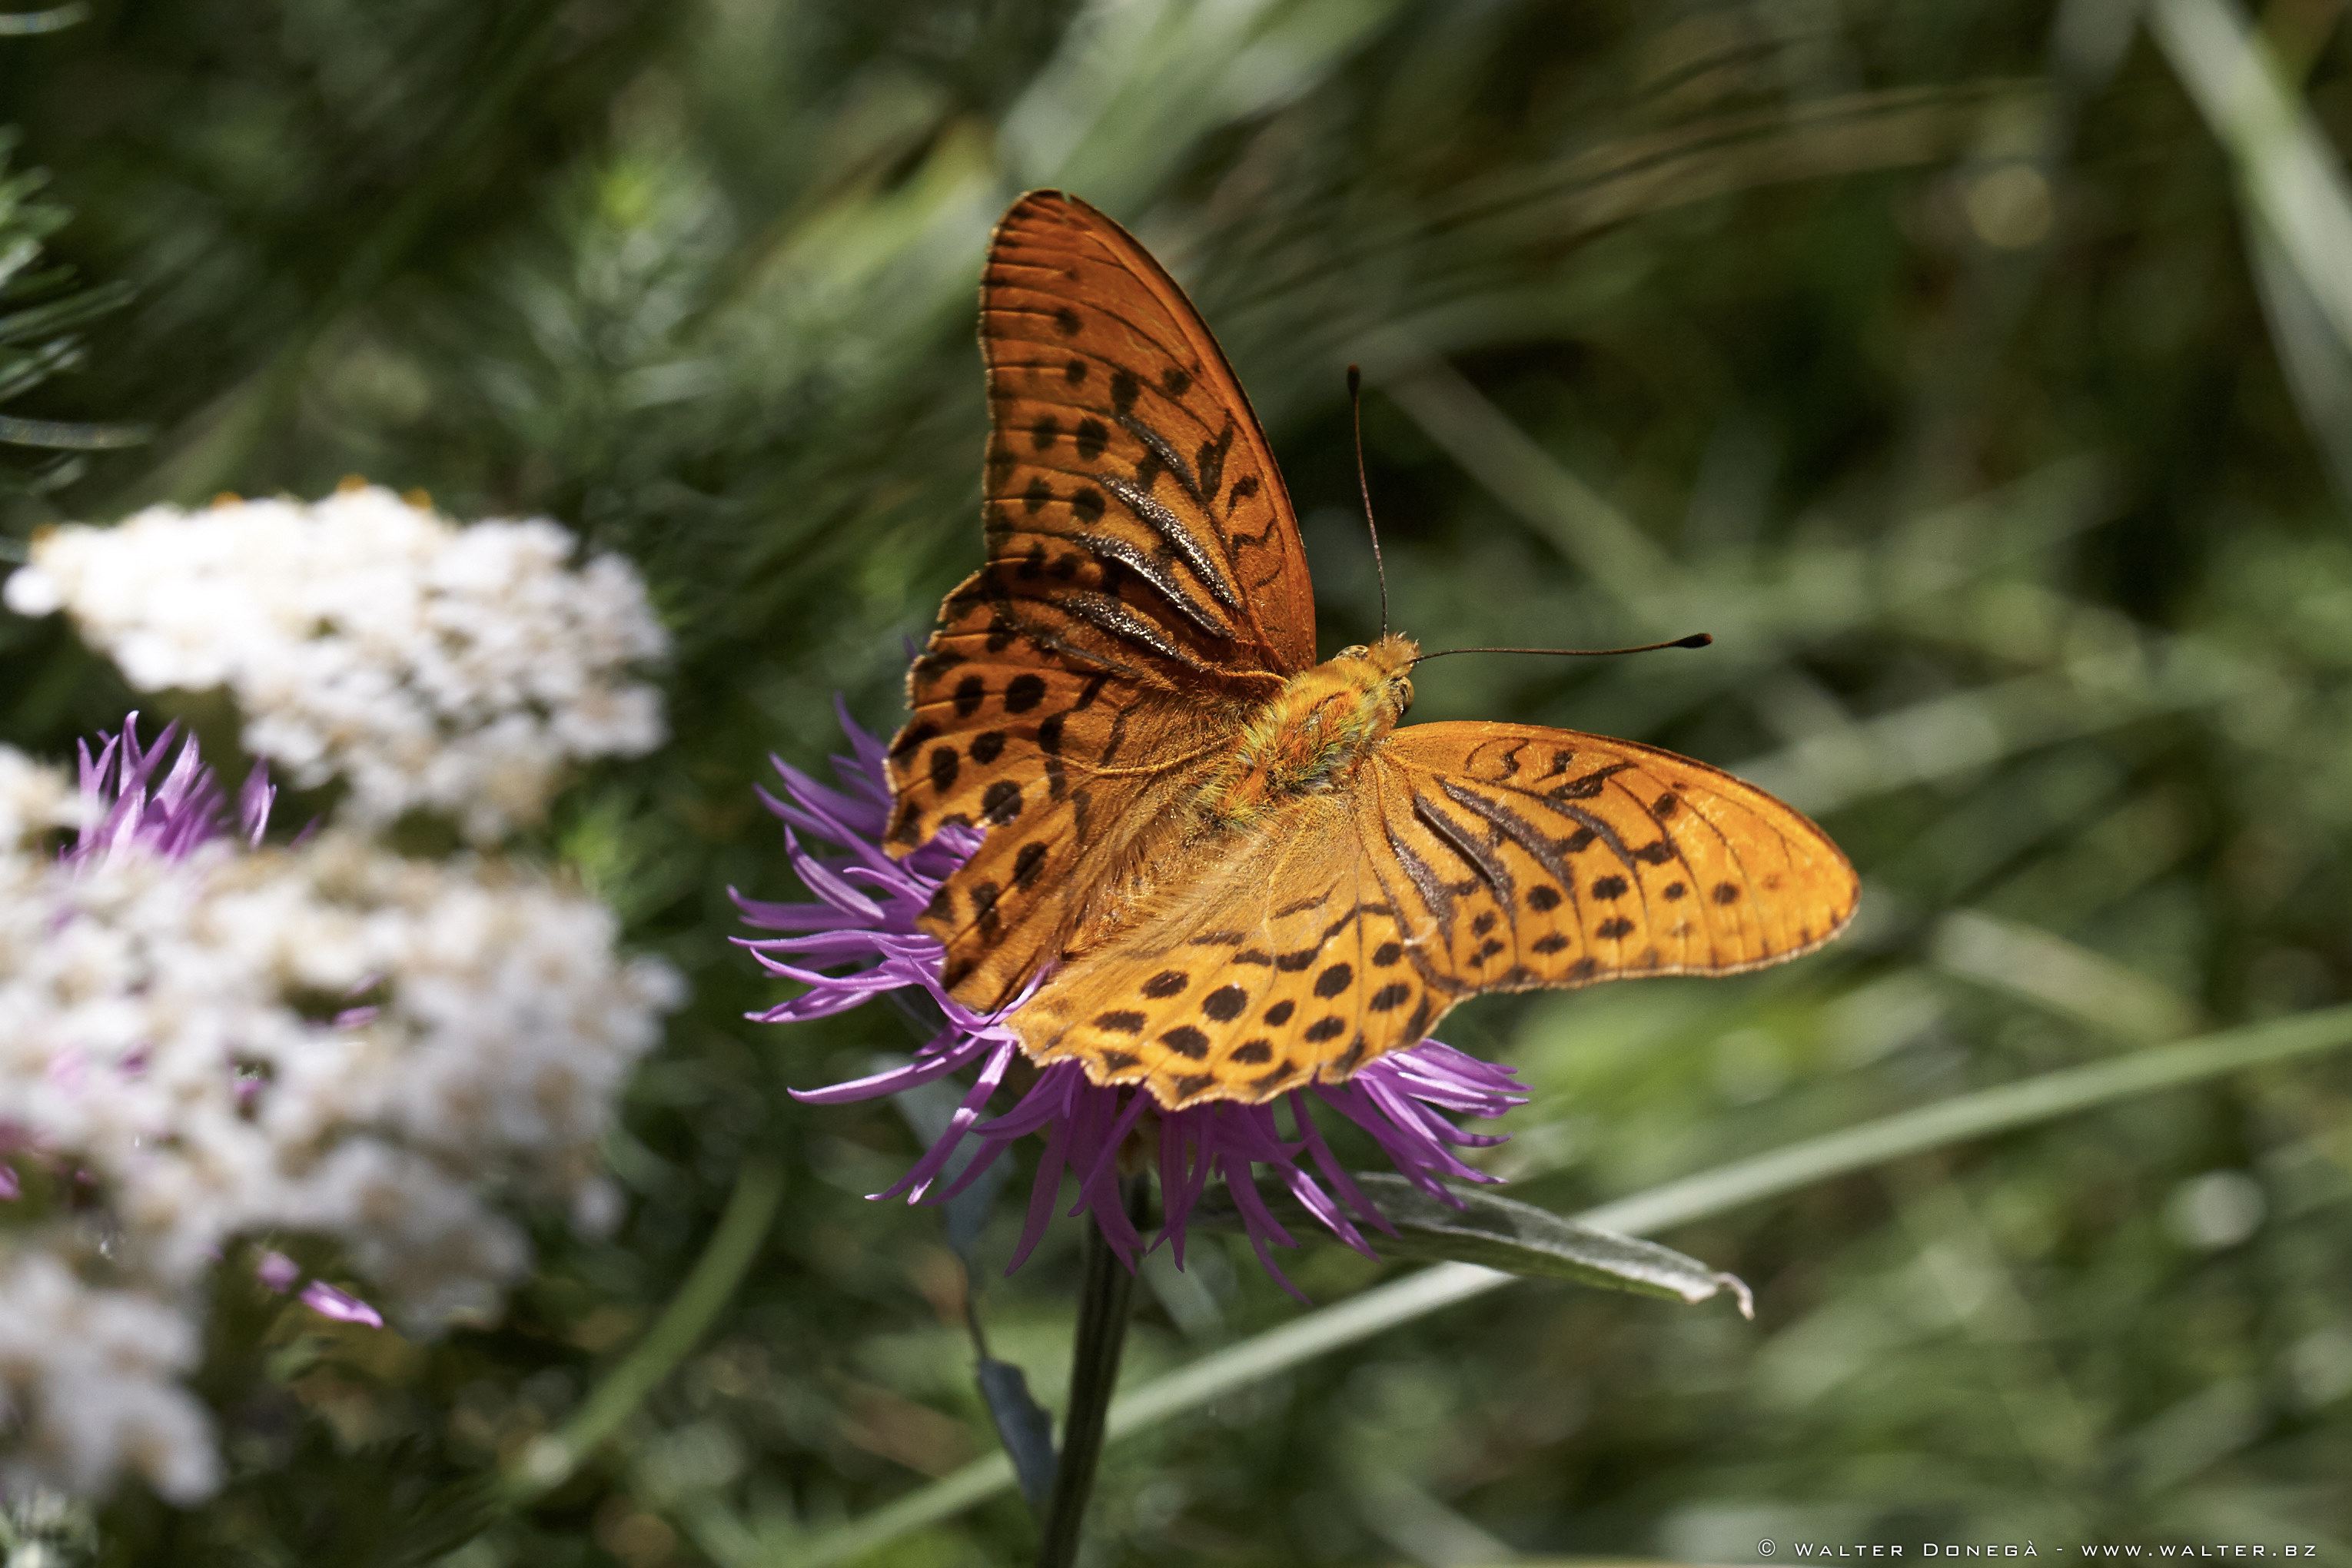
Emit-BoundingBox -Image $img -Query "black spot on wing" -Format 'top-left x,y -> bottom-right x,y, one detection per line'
1160,1025 -> 1210,1060
1201,984 -> 1248,1022
1550,762 -> 1633,801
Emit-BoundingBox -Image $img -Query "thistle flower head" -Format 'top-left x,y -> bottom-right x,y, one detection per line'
65,712 -> 273,865
739,703 -> 1526,1294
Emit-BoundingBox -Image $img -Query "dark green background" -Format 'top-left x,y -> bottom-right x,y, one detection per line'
4,1 -> 2350,1563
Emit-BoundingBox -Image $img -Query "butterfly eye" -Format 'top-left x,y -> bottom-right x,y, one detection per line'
1395,676 -> 1414,713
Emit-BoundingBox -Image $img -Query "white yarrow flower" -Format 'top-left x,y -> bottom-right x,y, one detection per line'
0,1251 -> 218,1505
3,484 -> 669,840
0,746 -> 85,848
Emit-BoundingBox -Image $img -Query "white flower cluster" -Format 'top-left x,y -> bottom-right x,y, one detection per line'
0,1251 -> 218,1505
0,816 -> 681,1310
3,484 -> 668,840
0,734 -> 682,1502
0,745 -> 84,846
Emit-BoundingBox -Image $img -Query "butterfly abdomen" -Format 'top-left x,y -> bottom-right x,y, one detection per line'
1198,634 -> 1418,828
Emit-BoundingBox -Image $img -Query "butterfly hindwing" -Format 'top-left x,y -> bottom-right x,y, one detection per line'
889,191 -> 1320,1011
1015,795 -> 1442,1108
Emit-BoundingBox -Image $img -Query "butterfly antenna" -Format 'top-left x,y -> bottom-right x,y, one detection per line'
1347,364 -> 1390,638
1414,633 -> 1713,663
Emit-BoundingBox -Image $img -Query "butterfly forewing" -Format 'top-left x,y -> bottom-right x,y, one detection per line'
1370,723 -> 1859,985
980,191 -> 1316,677
889,191 -> 1320,1011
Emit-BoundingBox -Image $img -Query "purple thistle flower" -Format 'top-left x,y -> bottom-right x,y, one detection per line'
68,711 -> 273,865
736,701 -> 1526,1295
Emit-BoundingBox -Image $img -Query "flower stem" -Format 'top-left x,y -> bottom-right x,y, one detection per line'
1037,1178 -> 1145,1566
502,1155 -> 786,1503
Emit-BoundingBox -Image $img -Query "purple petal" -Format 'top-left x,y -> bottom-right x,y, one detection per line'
875,1040 -> 1018,1202
299,1280 -> 386,1328
789,1030 -> 988,1105
65,713 -> 277,865
239,761 -> 277,845
1007,1088 -> 1079,1272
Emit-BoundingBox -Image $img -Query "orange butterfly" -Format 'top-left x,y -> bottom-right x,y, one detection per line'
885,191 -> 1856,1111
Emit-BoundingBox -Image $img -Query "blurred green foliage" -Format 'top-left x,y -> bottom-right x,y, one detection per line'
5,0 -> 2352,1563
0,124 -> 132,498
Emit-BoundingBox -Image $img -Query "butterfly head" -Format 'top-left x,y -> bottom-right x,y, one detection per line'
1330,631 -> 1420,726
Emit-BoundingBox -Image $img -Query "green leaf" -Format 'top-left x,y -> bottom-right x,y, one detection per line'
0,6 -> 91,37
973,1356 -> 1057,1516
1221,1174 -> 1752,1314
